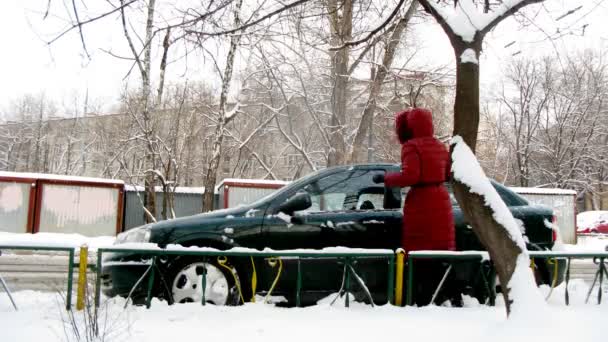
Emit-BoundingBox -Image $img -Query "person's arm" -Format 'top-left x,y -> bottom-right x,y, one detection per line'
384,145 -> 421,187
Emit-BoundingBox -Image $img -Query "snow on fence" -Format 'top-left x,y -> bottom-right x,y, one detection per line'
3,243 -> 608,310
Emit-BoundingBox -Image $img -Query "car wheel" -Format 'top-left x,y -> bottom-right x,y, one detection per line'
168,259 -> 239,305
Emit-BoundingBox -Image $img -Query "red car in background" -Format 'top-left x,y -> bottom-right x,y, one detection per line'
577,211 -> 608,234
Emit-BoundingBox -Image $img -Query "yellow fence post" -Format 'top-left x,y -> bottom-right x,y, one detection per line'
395,248 -> 405,306
76,244 -> 88,311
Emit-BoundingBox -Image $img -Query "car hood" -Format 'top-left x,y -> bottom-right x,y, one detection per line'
139,205 -> 263,245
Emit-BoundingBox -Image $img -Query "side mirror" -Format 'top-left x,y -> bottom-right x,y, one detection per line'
278,192 -> 312,216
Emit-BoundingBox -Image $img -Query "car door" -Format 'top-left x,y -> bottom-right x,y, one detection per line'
262,167 -> 402,300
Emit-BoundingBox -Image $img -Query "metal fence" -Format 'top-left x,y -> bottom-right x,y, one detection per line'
94,247 -> 396,308
3,246 -> 608,311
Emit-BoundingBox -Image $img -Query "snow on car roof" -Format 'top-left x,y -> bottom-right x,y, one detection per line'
0,171 -> 124,186
510,187 -> 577,196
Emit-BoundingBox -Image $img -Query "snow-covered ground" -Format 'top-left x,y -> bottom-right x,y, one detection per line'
1,283 -> 606,342
2,232 -> 608,342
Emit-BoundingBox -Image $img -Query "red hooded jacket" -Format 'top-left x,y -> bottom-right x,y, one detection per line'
384,108 -> 455,252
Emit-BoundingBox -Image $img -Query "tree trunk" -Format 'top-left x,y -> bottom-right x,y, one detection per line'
450,42 -> 524,315
348,1 -> 418,163
326,0 -> 352,167
202,0 -> 243,212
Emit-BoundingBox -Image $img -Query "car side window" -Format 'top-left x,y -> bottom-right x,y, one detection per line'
295,169 -> 394,213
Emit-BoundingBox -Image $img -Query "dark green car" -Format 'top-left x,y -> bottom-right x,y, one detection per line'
101,164 -> 563,306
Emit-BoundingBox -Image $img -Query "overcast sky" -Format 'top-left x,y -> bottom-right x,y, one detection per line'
1,0 -> 606,116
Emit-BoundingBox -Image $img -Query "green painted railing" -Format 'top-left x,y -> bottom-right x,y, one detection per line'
406,251 -> 608,306
0,245 -> 76,310
95,247 -> 396,308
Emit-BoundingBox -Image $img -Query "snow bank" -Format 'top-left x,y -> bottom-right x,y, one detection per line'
1,288 -> 606,342
451,136 -> 545,313
0,232 -> 115,250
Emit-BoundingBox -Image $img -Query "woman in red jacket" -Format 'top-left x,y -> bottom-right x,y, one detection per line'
374,107 -> 456,305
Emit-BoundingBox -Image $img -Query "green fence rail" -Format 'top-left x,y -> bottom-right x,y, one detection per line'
406,251 -> 608,306
0,245 -> 76,310
95,247 -> 396,309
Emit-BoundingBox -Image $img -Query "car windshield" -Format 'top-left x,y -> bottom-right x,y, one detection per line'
248,168 -> 327,207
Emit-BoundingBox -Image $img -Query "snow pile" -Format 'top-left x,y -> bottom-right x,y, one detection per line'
0,232 -> 115,250
577,211 -> 608,232
451,136 -> 545,313
1,287 -> 606,342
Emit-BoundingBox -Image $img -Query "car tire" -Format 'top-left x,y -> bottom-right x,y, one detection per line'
164,257 -> 244,305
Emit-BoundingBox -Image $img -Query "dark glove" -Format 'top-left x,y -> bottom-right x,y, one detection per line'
372,174 -> 385,184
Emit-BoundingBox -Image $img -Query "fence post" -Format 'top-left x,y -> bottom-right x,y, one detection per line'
406,254 -> 414,306
66,249 -> 75,310
394,249 -> 405,306
296,258 -> 302,307
76,244 -> 89,311
95,249 -> 103,308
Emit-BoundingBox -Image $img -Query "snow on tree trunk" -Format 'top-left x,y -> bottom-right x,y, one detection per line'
451,136 -> 545,315
418,0 -> 545,316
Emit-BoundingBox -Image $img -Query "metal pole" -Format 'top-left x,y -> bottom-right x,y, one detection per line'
598,258 -> 604,304
296,258 -> 302,307
201,266 -> 207,306
387,253 -> 395,305
76,245 -> 88,311
145,257 -> 156,309
565,257 -> 571,306
430,264 -> 452,304
0,274 -> 17,311
394,250 -> 404,306
406,255 -> 414,306
66,249 -> 74,310
95,249 -> 103,308
344,258 -> 351,308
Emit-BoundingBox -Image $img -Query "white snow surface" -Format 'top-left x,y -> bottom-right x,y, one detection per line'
0,171 -> 123,185
460,48 -> 478,64
218,178 -> 289,187
0,232 -> 115,250
427,0 -> 527,43
1,285 -> 606,342
577,211 -> 608,232
450,136 -> 543,313
510,187 -> 577,196
125,185 -> 205,194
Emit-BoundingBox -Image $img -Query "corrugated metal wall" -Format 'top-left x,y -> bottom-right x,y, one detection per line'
517,193 -> 577,244
227,187 -> 277,208
124,190 -> 204,230
0,182 -> 31,233
37,184 -> 119,237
